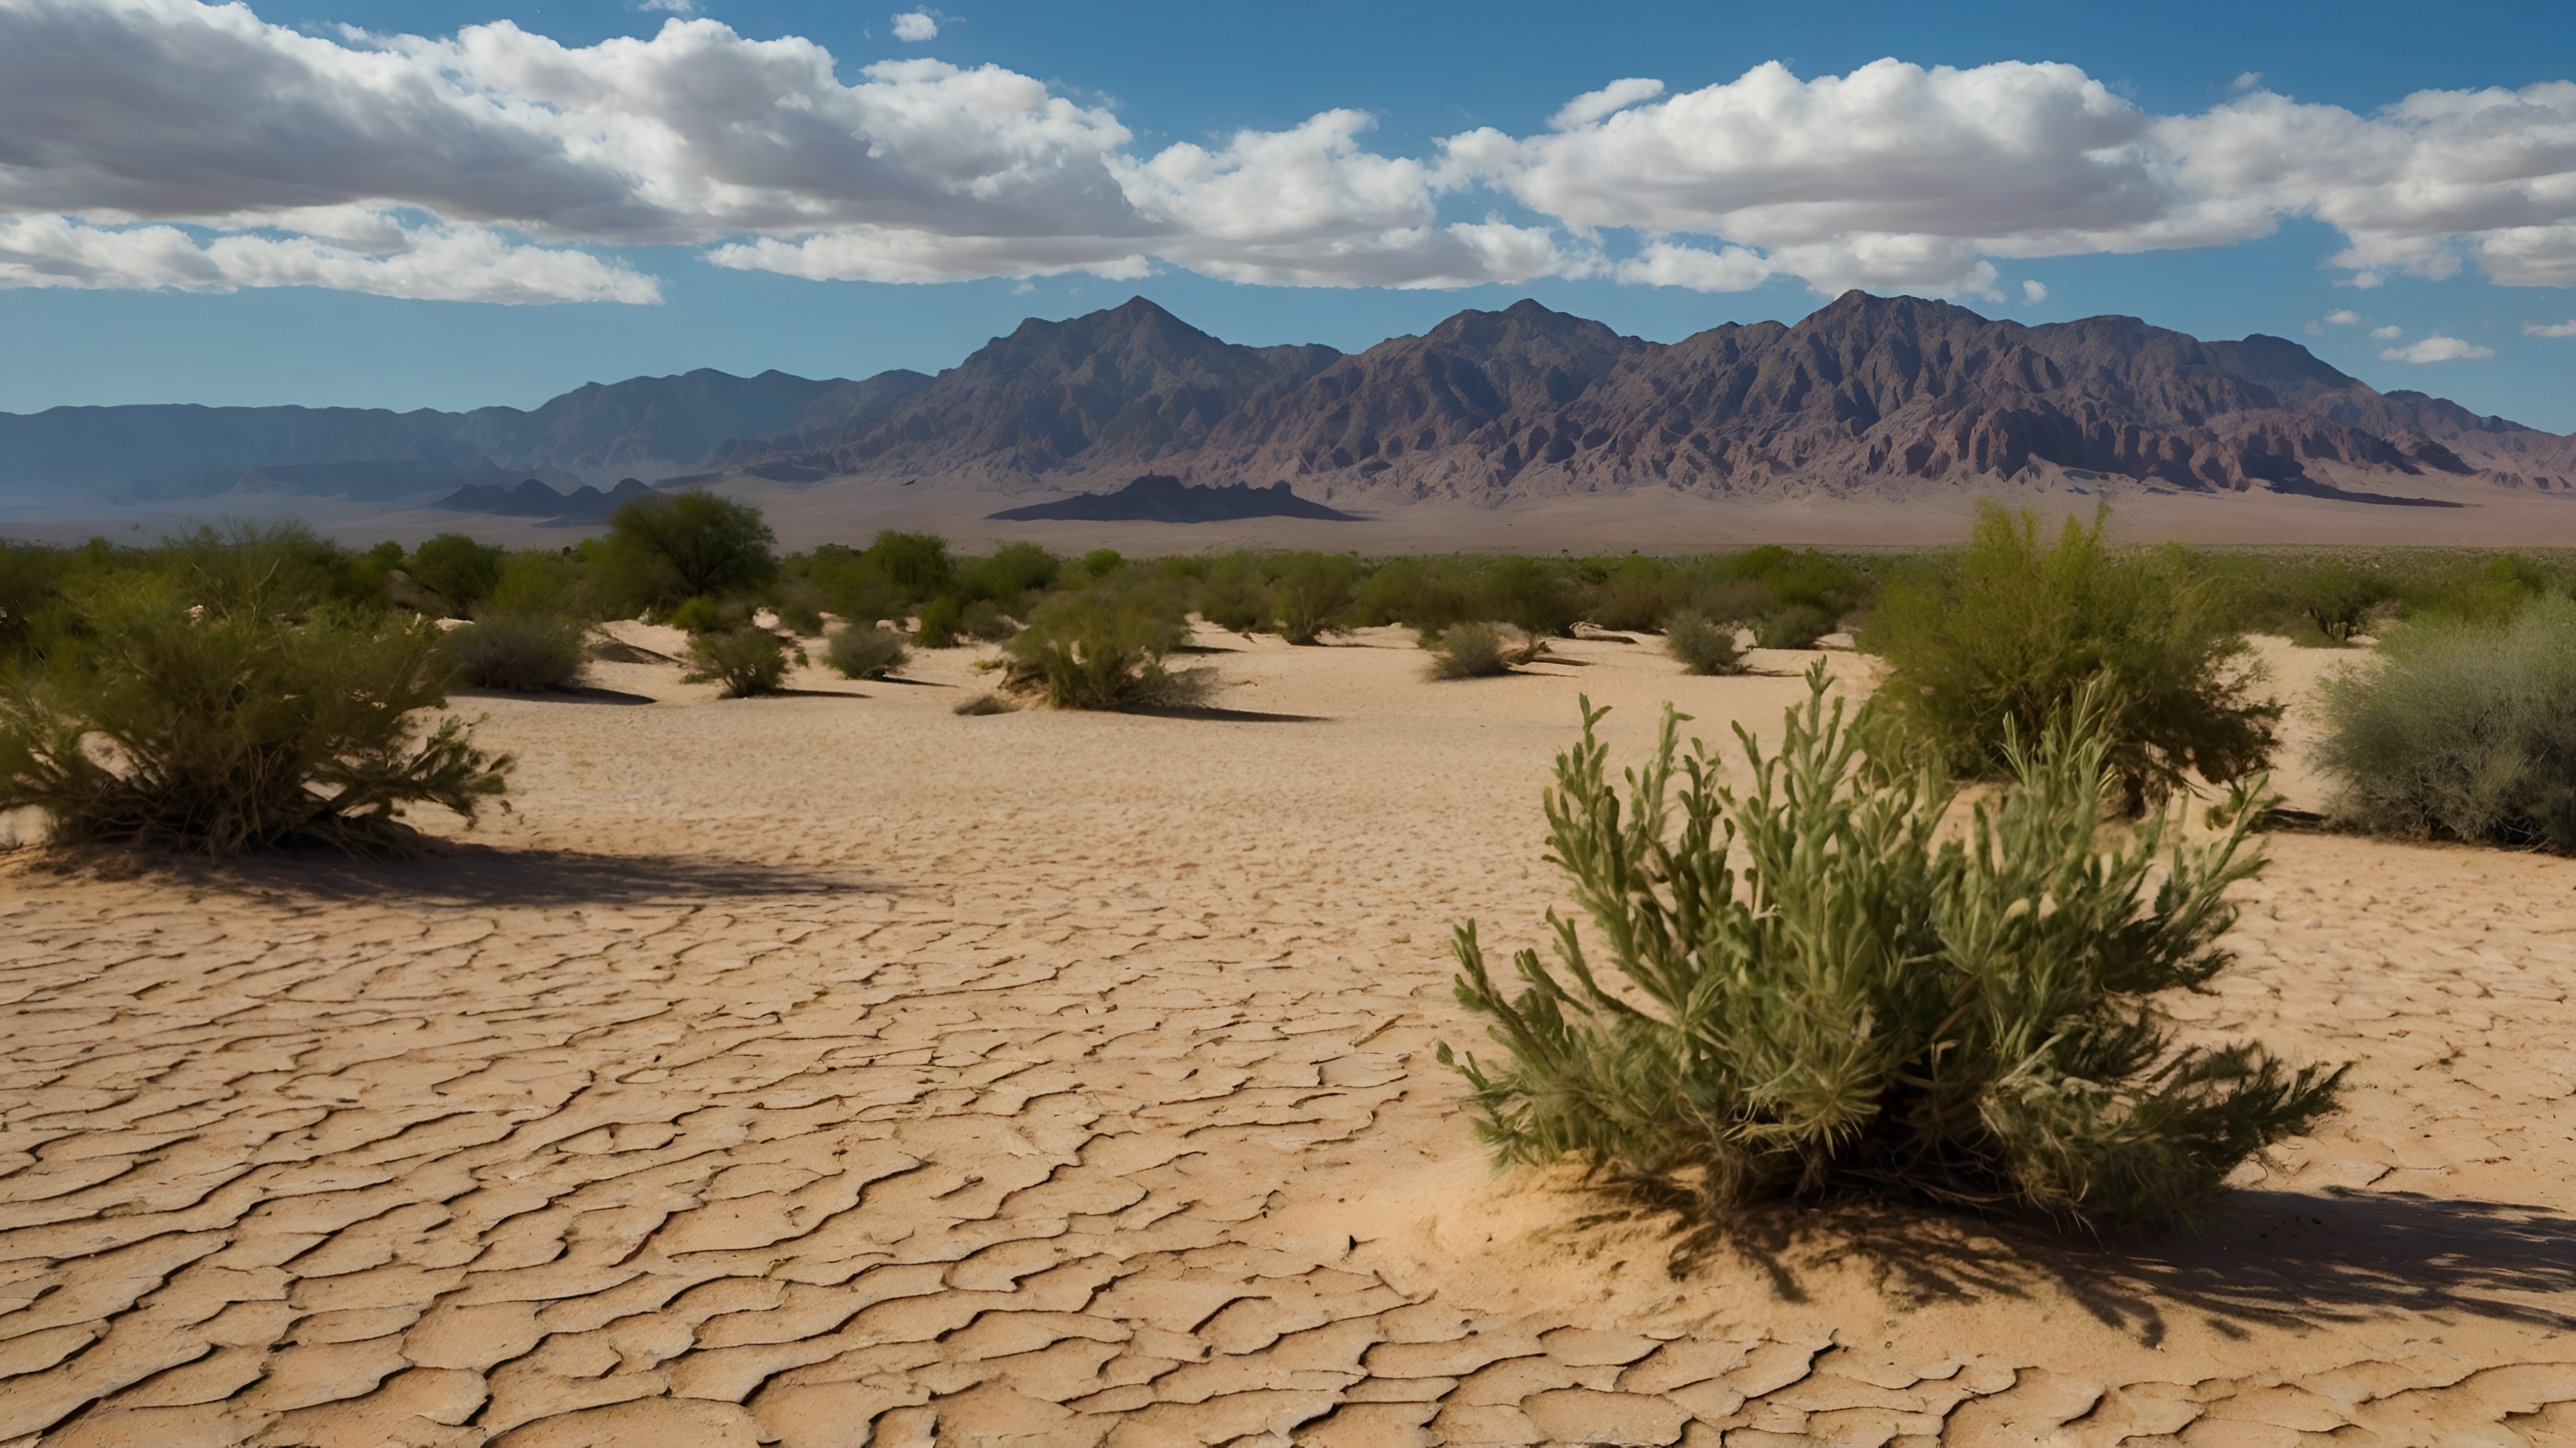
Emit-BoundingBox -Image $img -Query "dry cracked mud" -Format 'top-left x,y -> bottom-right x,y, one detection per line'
5,630 -> 2576,1446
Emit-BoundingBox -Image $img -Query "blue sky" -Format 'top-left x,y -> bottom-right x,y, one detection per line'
6,0 -> 2576,428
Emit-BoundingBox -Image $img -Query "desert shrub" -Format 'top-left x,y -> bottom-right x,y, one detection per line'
827,624 -> 910,679
1442,669 -> 2342,1231
163,520 -> 377,616
998,581 -> 1215,709
409,534 -> 507,612
603,491 -> 777,611
1866,503 -> 2277,810
915,596 -> 965,647
1272,552 -> 1361,644
445,611 -> 586,691
0,575 -> 511,854
2313,596 -> 2576,850
1585,557 -> 1678,633
0,539 -> 80,661
955,541 -> 1059,601
683,627 -> 796,698
958,598 -> 1020,642
953,692 -> 1017,716
665,595 -> 727,634
1424,621 -> 1548,679
2288,559 -> 2389,643
485,549 -> 609,621
1663,611 -> 1744,676
1755,603 -> 1837,650
1192,552 -> 1271,634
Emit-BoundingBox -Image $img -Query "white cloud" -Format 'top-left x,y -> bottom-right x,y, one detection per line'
2324,308 -> 2362,324
2525,318 -> 2576,336
1549,78 -> 1666,131
0,212 -> 660,301
2370,324 -> 2404,338
2022,279 -> 2047,302
12,1 -> 2576,304
2232,72 -> 2263,93
635,0 -> 694,13
2380,335 -> 2496,362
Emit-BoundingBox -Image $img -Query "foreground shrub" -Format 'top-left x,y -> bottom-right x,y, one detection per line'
1663,611 -> 1744,676
1424,621 -> 1549,678
1443,669 -> 2341,1231
684,628 -> 795,698
1272,552 -> 1361,644
409,534 -> 507,612
0,577 -> 511,854
2314,595 -> 2576,850
998,583 -> 1214,709
1866,503 -> 2277,810
444,612 -> 587,691
826,624 -> 910,679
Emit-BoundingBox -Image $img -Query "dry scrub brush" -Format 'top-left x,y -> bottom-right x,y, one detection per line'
1442,665 -> 2340,1231
1424,621 -> 1550,678
998,581 -> 1215,709
2315,594 -> 2576,851
443,611 -> 587,691
1867,502 -> 2277,812
0,576 -> 510,854
1663,611 -> 1745,676
826,623 -> 910,679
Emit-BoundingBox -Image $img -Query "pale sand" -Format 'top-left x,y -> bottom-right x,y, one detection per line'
4,629 -> 2576,1447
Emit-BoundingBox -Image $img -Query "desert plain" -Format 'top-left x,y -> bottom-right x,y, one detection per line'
4,626 -> 2576,1447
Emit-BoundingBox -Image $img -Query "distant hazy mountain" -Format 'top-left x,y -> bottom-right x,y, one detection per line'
727,293 -> 2576,506
0,368 -> 930,504
6,294 -> 2570,515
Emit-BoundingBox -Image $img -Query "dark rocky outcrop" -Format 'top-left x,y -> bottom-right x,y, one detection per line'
987,476 -> 1359,523
429,477 -> 660,522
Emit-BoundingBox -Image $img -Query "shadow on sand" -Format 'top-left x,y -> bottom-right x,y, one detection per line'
1119,704 -> 1331,723
1636,1186 -> 2576,1348
34,843 -> 890,909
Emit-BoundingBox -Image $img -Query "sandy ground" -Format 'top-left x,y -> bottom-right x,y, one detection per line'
5,629 -> 2576,1447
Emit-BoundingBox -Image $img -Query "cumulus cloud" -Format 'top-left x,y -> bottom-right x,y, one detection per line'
11,0 -> 2576,304
0,212 -> 658,301
2526,319 -> 2576,336
2380,335 -> 2496,362
2022,279 -> 2047,302
2370,324 -> 2404,338
2324,308 -> 2362,324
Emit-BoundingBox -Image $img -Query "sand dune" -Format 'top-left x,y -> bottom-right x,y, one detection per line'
5,630 -> 2576,1446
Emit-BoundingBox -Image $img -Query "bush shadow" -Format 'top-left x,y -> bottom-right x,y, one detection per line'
1118,704 -> 1329,723
22,842 -> 889,909
1648,1185 -> 2576,1347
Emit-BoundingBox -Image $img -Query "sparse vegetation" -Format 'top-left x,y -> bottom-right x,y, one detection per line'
1270,552 -> 1361,644
684,627 -> 796,698
444,611 -> 587,692
0,573 -> 510,854
1423,621 -> 1549,679
2315,595 -> 2576,852
1866,503 -> 2278,810
1442,668 -> 2342,1231
826,623 -> 910,680
1662,611 -> 1744,676
997,581 -> 1215,709
954,691 -> 1017,716
603,490 -> 779,613
1755,601 -> 1837,650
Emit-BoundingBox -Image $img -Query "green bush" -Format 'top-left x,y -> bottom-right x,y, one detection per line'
826,624 -> 910,679
998,582 -> 1215,709
1866,503 -> 2278,810
1586,557 -> 1676,633
684,628 -> 796,698
958,598 -> 1020,642
915,596 -> 965,648
1442,669 -> 2341,1231
485,549 -> 609,621
1663,611 -> 1744,676
409,534 -> 507,612
1192,552 -> 1271,634
2313,596 -> 2576,850
444,612 -> 587,692
1272,552 -> 1361,644
603,491 -> 777,612
1756,603 -> 1837,650
664,595 -> 727,634
0,576 -> 511,854
1424,621 -> 1548,679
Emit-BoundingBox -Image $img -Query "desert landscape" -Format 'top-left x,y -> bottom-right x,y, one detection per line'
7,626 -> 2576,1447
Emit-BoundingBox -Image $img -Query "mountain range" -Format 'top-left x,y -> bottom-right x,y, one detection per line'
4,292 -> 2572,517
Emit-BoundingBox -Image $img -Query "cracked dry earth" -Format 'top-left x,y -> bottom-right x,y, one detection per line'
7,629 -> 2576,1447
